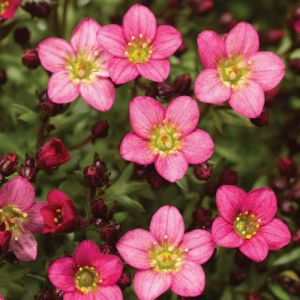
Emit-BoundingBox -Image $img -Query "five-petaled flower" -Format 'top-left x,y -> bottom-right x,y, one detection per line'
211,185 -> 291,262
194,22 -> 285,118
120,96 -> 214,182
48,240 -> 123,300
97,4 -> 182,84
0,0 -> 21,20
117,205 -> 215,300
37,18 -> 115,111
0,176 -> 44,261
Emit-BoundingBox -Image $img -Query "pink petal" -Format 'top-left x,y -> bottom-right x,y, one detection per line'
116,229 -> 156,270
181,129 -> 214,164
171,261 -> 205,297
151,25 -> 182,59
225,22 -> 259,57
242,187 -> 277,225
48,70 -> 79,104
95,285 -> 123,300
47,189 -> 70,206
165,96 -> 199,137
229,80 -> 264,118
180,229 -> 215,264
80,77 -> 115,111
134,269 -> 171,300
123,4 -> 157,42
0,176 -> 35,211
120,133 -> 156,165
197,30 -> 226,68
216,185 -> 247,223
211,217 -> 244,248
249,51 -> 285,91
73,240 -> 101,266
194,69 -> 232,103
108,58 -> 138,84
155,152 -> 188,182
70,18 -> 101,51
129,96 -> 164,139
26,202 -> 45,234
97,24 -> 127,58
95,49 -> 112,78
239,234 -> 269,262
260,218 -> 291,250
137,59 -> 170,83
37,38 -> 74,73
150,205 -> 184,247
48,257 -> 76,292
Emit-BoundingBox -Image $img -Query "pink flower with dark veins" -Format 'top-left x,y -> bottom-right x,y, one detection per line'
0,0 -> 21,20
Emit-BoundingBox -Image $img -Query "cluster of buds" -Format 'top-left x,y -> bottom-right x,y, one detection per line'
22,1 -> 51,18
133,164 -> 166,189
0,153 -> 18,182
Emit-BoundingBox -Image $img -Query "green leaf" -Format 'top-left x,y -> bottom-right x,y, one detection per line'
118,195 -> 145,213
272,248 -> 300,266
11,104 -> 40,125
269,283 -> 291,300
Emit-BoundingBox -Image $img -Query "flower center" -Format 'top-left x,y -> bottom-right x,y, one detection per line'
75,266 -> 100,294
234,211 -> 261,240
0,0 -> 10,14
150,120 -> 181,154
125,34 -> 153,64
0,205 -> 28,240
217,56 -> 250,88
53,208 -> 63,226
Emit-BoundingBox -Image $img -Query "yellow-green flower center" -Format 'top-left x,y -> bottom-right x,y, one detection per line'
75,266 -> 100,294
234,211 -> 261,240
125,34 -> 153,64
0,0 -> 10,14
217,56 -> 250,88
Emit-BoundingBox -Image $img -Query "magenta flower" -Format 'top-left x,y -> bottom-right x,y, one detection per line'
0,0 -> 21,20
117,205 -> 215,299
0,176 -> 44,261
211,185 -> 291,262
194,22 -> 285,118
120,96 -> 214,182
97,4 -> 182,84
48,240 -> 123,300
37,18 -> 115,111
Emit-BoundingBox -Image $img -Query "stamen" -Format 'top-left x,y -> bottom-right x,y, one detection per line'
234,211 -> 260,240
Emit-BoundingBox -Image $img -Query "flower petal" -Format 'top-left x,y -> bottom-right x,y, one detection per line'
26,202 -> 45,234
249,51 -> 285,91
151,25 -> 182,59
116,229 -> 156,270
260,218 -> 291,250
95,285 -> 123,300
242,187 -> 277,225
239,234 -> 269,262
80,77 -> 115,111
181,129 -> 214,164
73,240 -> 101,266
123,4 -> 157,42
211,217 -> 244,248
197,31 -> 226,68
150,205 -> 185,247
48,257 -> 76,292
225,22 -> 259,57
165,96 -> 199,137
216,185 -> 247,223
134,270 -> 171,300
180,229 -> 215,264
137,59 -> 170,83
97,24 -> 127,57
155,152 -> 188,182
194,69 -> 232,103
120,133 -> 156,165
171,261 -> 205,297
48,70 -> 79,104
71,18 -> 101,51
108,58 -> 138,84
37,38 -> 74,73
47,189 -> 70,206
129,96 -> 164,139
229,80 -> 264,118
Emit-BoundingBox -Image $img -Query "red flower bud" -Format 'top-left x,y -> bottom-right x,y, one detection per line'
38,90 -> 68,117
23,1 -> 51,18
13,26 -> 31,47
0,153 -> 18,176
174,74 -> 192,96
278,157 -> 297,177
37,138 -> 70,171
204,180 -> 218,196
100,244 -> 117,255
22,48 -> 40,69
220,169 -> 238,185
189,0 -> 214,15
174,41 -> 188,57
291,6 -> 300,34
193,162 -> 213,181
91,120 -> 109,142
91,199 -> 108,220
100,223 -> 120,245
219,12 -> 237,31
147,82 -> 176,99
193,207 -> 213,230
247,293 -> 262,300
0,69 -> 7,85
18,153 -> 37,182
260,29 -> 284,45
250,108 -> 269,127
145,164 -> 165,189
117,270 -> 132,289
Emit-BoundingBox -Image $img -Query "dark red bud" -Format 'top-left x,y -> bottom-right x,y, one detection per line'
100,224 -> 120,245
0,69 -> 7,85
91,199 -> 108,220
189,0 -> 214,15
18,153 -> 37,182
13,27 -> 31,46
278,157 -> 297,177
291,6 -> 300,34
35,288 -> 62,300
22,48 -> 40,69
193,207 -> 213,230
145,164 -> 165,189
265,87 -> 280,104
0,153 -> 18,176
247,293 -> 262,300
149,82 -> 176,99
117,270 -> 132,289
293,230 -> 300,246
234,250 -> 252,269
193,162 -> 213,181
38,90 -> 68,117
23,1 -> 51,18
174,74 -> 192,96
250,108 -> 269,127
100,244 -> 117,255
204,180 -> 218,196
219,12 -> 237,31
174,41 -> 188,56
220,169 -> 238,185
91,120 -> 109,142
260,29 -> 284,44
133,164 -> 147,180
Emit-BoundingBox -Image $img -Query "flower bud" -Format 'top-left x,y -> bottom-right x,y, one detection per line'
174,74 -> 192,96
278,157 -> 297,177
219,12 -> 237,31
0,69 -> 7,85
91,120 -> 109,142
247,293 -> 262,300
35,288 -> 62,300
189,0 -> 214,15
145,164 -> 165,189
204,180 -> 218,196
117,270 -> 132,289
174,41 -> 188,57
91,199 -> 108,220
38,90 -> 68,117
193,207 -> 213,230
22,48 -> 40,69
250,108 -> 269,127
148,82 -> 176,100
23,1 -> 51,18
37,138 -> 70,171
260,29 -> 284,45
101,244 -> 116,255
193,162 -> 213,181
265,87 -> 280,104
0,153 -> 18,176
13,27 -> 31,47
291,6 -> 300,34
220,169 -> 238,185
100,223 -> 120,245
18,153 -> 37,182
293,230 -> 300,246
234,250 -> 252,269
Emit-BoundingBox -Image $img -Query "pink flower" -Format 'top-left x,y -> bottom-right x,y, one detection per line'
194,22 -> 285,118
120,96 -> 214,182
211,185 -> 291,262
97,4 -> 182,84
0,176 -> 44,261
0,0 -> 21,20
48,240 -> 123,300
117,205 -> 215,299
37,18 -> 115,111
